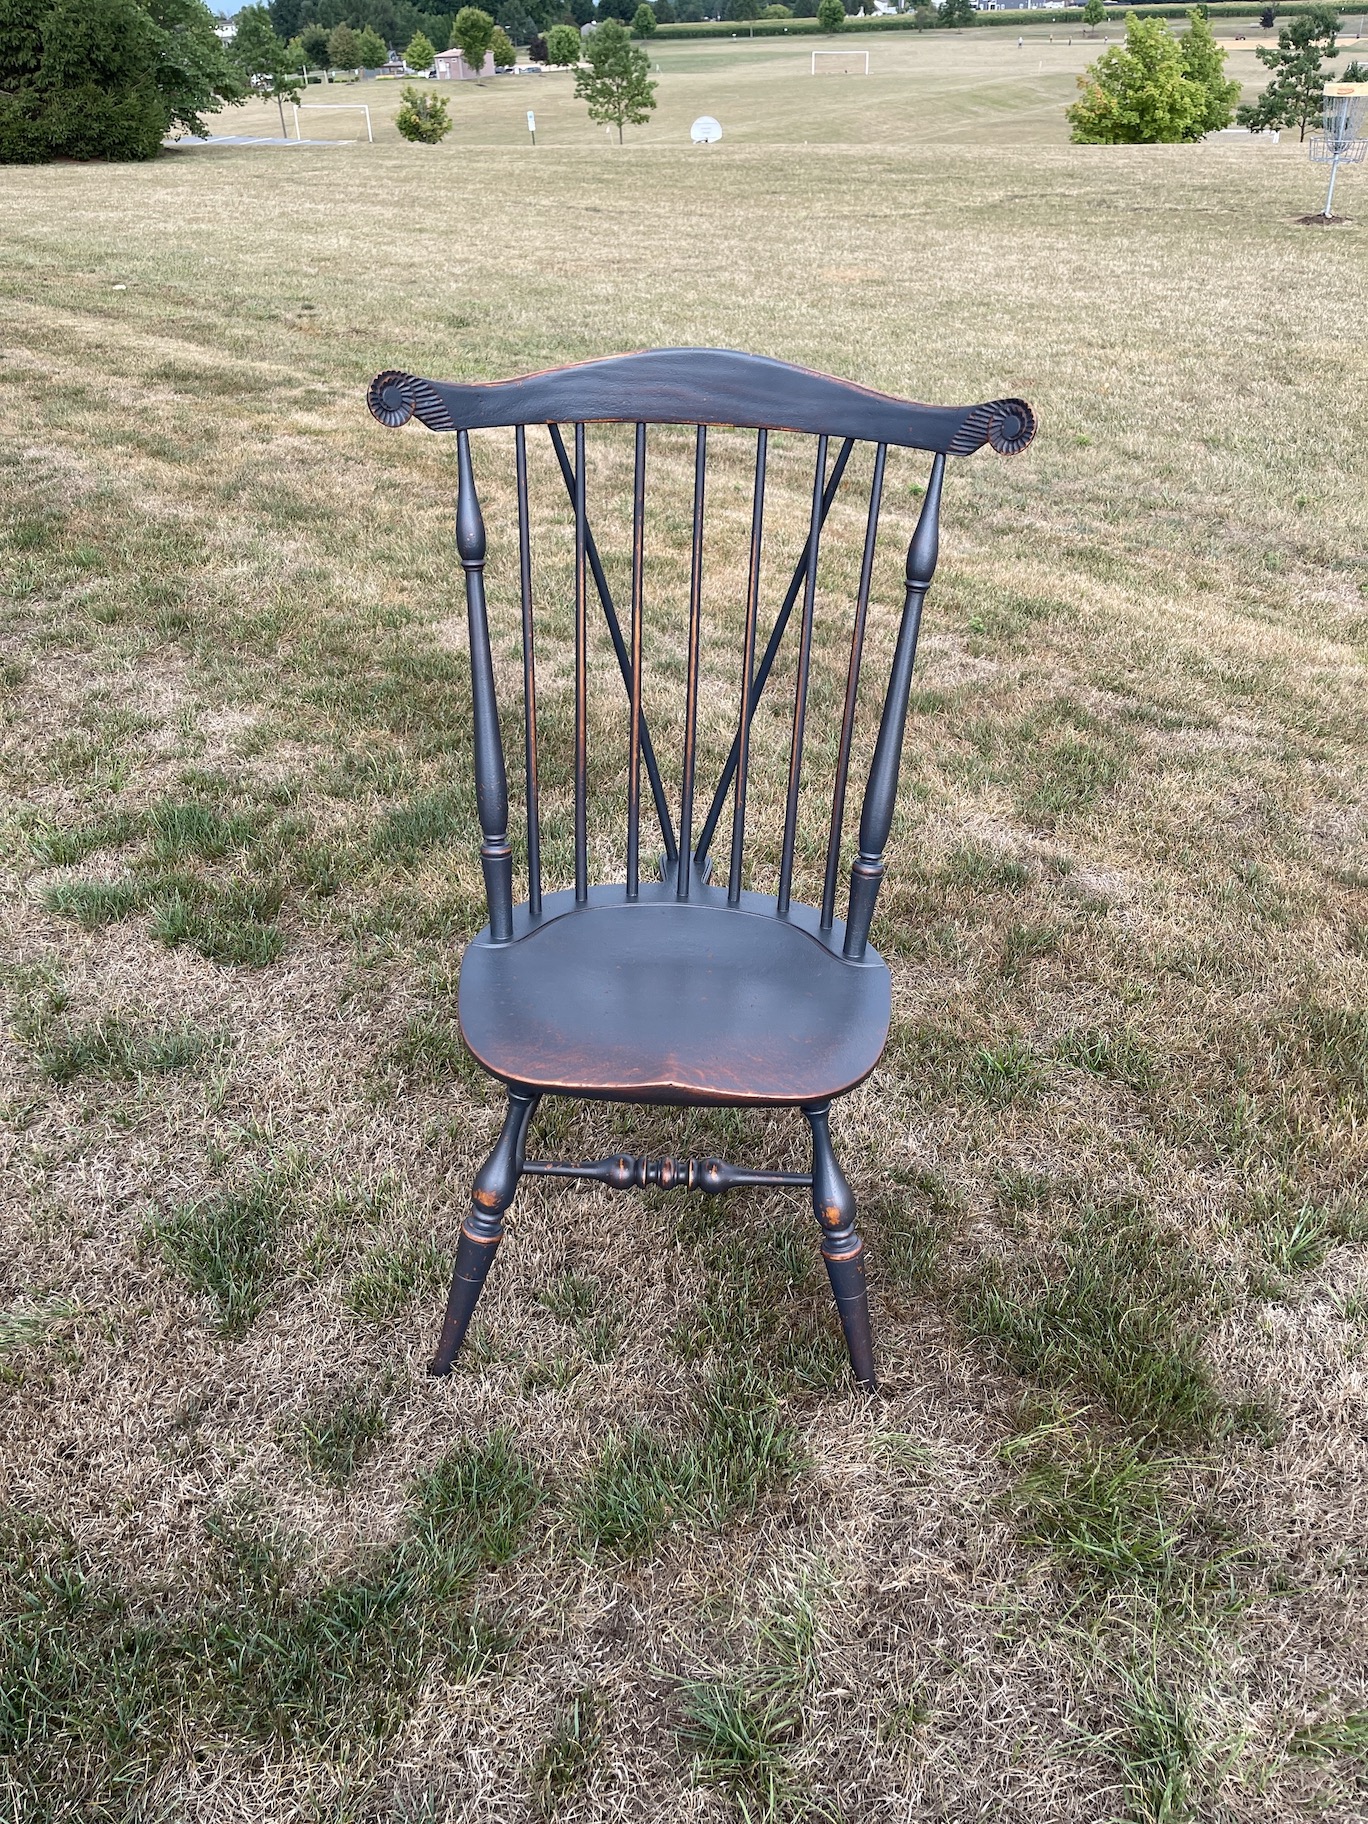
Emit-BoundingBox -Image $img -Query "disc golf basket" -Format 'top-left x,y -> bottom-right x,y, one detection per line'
1310,83 -> 1368,218
367,350 -> 1035,1392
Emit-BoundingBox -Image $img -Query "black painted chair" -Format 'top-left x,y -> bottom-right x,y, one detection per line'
368,350 -> 1034,1391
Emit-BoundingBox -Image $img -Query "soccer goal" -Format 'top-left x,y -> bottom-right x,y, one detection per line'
810,50 -> 870,75
291,102 -> 374,142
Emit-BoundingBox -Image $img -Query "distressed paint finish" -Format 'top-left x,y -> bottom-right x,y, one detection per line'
369,348 -> 1034,1394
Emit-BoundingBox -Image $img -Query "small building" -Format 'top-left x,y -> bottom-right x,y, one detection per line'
433,47 -> 495,79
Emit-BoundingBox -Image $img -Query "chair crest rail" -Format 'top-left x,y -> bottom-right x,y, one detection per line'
367,350 -> 1035,456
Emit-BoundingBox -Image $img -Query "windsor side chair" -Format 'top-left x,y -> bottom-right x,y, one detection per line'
368,349 -> 1035,1391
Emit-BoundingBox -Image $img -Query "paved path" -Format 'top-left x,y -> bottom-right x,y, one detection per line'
166,135 -> 352,148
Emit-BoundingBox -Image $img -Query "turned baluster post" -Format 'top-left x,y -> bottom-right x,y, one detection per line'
843,452 -> 944,961
457,428 -> 513,944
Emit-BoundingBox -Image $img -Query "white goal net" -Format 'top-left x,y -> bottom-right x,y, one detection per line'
810,50 -> 870,75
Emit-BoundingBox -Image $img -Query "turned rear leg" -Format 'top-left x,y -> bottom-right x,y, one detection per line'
429,1087 -> 539,1377
803,1102 -> 877,1392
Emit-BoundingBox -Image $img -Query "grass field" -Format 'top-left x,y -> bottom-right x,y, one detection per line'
2,26 -> 1368,1824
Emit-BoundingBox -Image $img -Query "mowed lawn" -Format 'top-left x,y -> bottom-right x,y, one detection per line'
2,29 -> 1367,1824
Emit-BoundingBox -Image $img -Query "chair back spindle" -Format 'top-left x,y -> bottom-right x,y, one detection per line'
677,426 -> 707,898
728,428 -> 767,906
777,434 -> 829,918
821,441 -> 886,933
514,424 -> 541,919
627,421 -> 646,899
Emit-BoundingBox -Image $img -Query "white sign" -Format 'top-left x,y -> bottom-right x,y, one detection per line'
527,110 -> 536,131
690,115 -> 722,145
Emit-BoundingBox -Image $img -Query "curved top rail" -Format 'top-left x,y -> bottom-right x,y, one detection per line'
367,348 -> 1035,457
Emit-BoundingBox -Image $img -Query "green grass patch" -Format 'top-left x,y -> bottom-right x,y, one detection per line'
0,1436 -> 539,1814
287,1383 -> 389,1486
28,809 -> 144,867
1056,1025 -> 1158,1093
679,1677 -> 800,1823
147,1171 -> 293,1336
1290,1709 -> 1368,1761
530,1687 -> 603,1818
345,1236 -> 448,1322
573,1368 -> 803,1558
961,1197 -> 1223,1439
371,788 -> 471,861
1010,1434 -> 1184,1585
35,1014 -> 210,1085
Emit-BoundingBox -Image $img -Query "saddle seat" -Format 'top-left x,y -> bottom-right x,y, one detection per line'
457,882 -> 891,1107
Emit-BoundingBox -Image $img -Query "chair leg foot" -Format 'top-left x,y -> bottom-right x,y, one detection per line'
804,1103 -> 878,1392
429,1087 -> 539,1378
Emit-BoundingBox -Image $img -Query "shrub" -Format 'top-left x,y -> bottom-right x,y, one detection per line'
395,84 -> 453,142
545,22 -> 580,63
817,0 -> 844,29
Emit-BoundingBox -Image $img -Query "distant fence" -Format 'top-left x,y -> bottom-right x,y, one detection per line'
651,5 -> 1340,40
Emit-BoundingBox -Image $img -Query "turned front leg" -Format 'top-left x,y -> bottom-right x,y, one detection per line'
804,1102 -> 877,1392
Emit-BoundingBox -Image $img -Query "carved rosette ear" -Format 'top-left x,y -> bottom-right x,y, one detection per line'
368,371 -> 415,428
986,398 -> 1036,455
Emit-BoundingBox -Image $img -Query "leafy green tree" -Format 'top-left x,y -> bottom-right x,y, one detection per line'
396,80 -> 452,137
939,0 -> 975,27
763,4 -> 791,16
732,0 -> 761,30
405,29 -> 436,65
598,0 -> 637,21
545,20 -> 581,62
452,5 -> 495,77
1,0 -> 156,160
490,23 -> 515,61
1237,4 -> 1340,140
573,17 -> 654,142
232,3 -> 303,131
146,0 -> 247,134
1068,12 -> 1200,142
1178,8 -> 1239,135
816,0 -> 844,29
300,21 -> 329,64
632,2 -> 657,33
1343,58 -> 1368,81
654,0 -> 677,20
327,22 -> 362,67
1259,6 -> 1275,25
355,26 -> 386,64
1083,0 -> 1106,30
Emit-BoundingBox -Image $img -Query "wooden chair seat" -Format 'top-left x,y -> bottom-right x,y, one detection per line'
457,885 -> 891,1107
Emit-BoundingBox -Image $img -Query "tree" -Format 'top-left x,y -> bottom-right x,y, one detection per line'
405,29 -> 436,66
939,0 -> 975,24
327,21 -> 361,66
632,2 -> 657,33
146,0 -> 247,135
0,0 -> 235,161
654,0 -> 677,21
545,21 -> 581,62
396,80 -> 452,136
1082,0 -> 1106,31
452,6 -> 495,77
816,0 -> 844,30
1178,8 -> 1238,135
528,31 -> 548,59
1237,5 -> 1340,140
490,23 -> 515,61
1259,7 -> 1275,26
573,17 -> 654,142
732,0 -> 761,31
232,3 -> 303,131
356,25 -> 387,64
300,21 -> 329,63
1067,13 -> 1200,142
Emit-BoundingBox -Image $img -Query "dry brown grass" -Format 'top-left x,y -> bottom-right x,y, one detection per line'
2,30 -> 1367,1824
